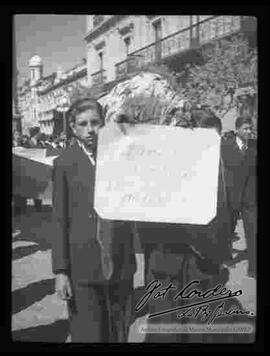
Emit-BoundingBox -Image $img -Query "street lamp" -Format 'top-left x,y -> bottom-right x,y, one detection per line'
56,96 -> 70,148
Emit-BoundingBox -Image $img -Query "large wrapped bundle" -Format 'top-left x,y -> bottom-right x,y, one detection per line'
98,73 -> 245,343
97,72 -> 231,265
100,72 -> 190,126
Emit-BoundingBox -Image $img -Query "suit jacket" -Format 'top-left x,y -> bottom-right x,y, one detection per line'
221,133 -> 257,212
51,141 -> 136,286
242,139 -> 257,209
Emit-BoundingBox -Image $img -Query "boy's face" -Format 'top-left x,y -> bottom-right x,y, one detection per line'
71,108 -> 103,152
236,123 -> 252,142
13,131 -> 20,140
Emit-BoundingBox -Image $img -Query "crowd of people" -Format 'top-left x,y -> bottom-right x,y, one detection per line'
12,127 -> 70,149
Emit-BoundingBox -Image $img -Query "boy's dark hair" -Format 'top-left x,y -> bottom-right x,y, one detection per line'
67,98 -> 104,125
235,116 -> 253,130
191,109 -> 222,135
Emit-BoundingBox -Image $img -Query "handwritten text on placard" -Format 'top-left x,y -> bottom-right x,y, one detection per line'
94,123 -> 220,225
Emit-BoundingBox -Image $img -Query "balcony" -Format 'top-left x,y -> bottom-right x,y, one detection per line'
91,69 -> 106,87
115,56 -> 141,80
115,15 -> 242,80
199,15 -> 241,44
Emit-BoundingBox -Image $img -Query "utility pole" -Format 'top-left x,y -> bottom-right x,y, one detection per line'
56,96 -> 69,148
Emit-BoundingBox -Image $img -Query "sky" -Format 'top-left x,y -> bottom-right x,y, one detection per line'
15,15 -> 86,86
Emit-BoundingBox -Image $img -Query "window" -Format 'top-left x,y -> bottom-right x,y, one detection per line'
124,37 -> 131,56
31,69 -> 35,82
152,20 -> 162,61
152,19 -> 162,42
98,52 -> 103,71
191,15 -> 199,38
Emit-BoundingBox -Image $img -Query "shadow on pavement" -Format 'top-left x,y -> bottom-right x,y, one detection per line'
12,278 -> 55,315
201,296 -> 256,343
226,250 -> 248,267
232,235 -> 241,243
12,243 -> 51,261
12,319 -> 69,343
130,286 -> 149,325
12,206 -> 54,256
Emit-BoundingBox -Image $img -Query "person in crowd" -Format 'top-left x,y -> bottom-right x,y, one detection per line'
51,97 -> 136,342
12,130 -> 22,147
221,116 -> 257,278
21,134 -> 31,148
192,108 -> 222,136
37,133 -> 47,147
58,132 -> 67,148
50,136 -> 58,149
44,136 -> 53,148
54,136 -> 63,148
29,126 -> 41,147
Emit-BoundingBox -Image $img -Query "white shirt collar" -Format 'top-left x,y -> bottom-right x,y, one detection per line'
77,139 -> 95,166
236,136 -> 247,151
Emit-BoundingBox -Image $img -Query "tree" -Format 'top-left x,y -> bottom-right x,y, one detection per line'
120,34 -> 258,122
67,34 -> 257,128
178,34 -> 257,118
68,81 -> 105,104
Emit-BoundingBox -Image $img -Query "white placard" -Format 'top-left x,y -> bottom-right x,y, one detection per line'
94,123 -> 220,225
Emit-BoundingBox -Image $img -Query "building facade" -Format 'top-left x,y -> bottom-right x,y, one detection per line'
85,15 -> 256,91
13,28 -> 22,134
18,56 -> 87,136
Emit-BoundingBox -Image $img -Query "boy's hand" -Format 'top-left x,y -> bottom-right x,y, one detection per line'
55,273 -> 72,300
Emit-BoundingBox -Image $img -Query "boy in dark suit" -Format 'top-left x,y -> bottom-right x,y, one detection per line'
51,98 -> 136,342
221,116 -> 257,277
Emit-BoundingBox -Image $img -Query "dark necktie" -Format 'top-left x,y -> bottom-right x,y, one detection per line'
241,143 -> 248,155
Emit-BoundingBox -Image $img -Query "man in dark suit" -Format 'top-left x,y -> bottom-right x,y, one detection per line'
51,98 -> 136,342
221,116 -> 257,277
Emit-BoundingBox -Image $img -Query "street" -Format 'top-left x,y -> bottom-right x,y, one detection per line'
12,206 -> 256,343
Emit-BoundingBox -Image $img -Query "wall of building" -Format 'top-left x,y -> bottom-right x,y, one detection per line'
86,15 -> 194,86
86,15 -> 113,35
86,15 -> 244,88
38,75 -> 87,135
19,87 -> 39,135
19,61 -> 87,136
